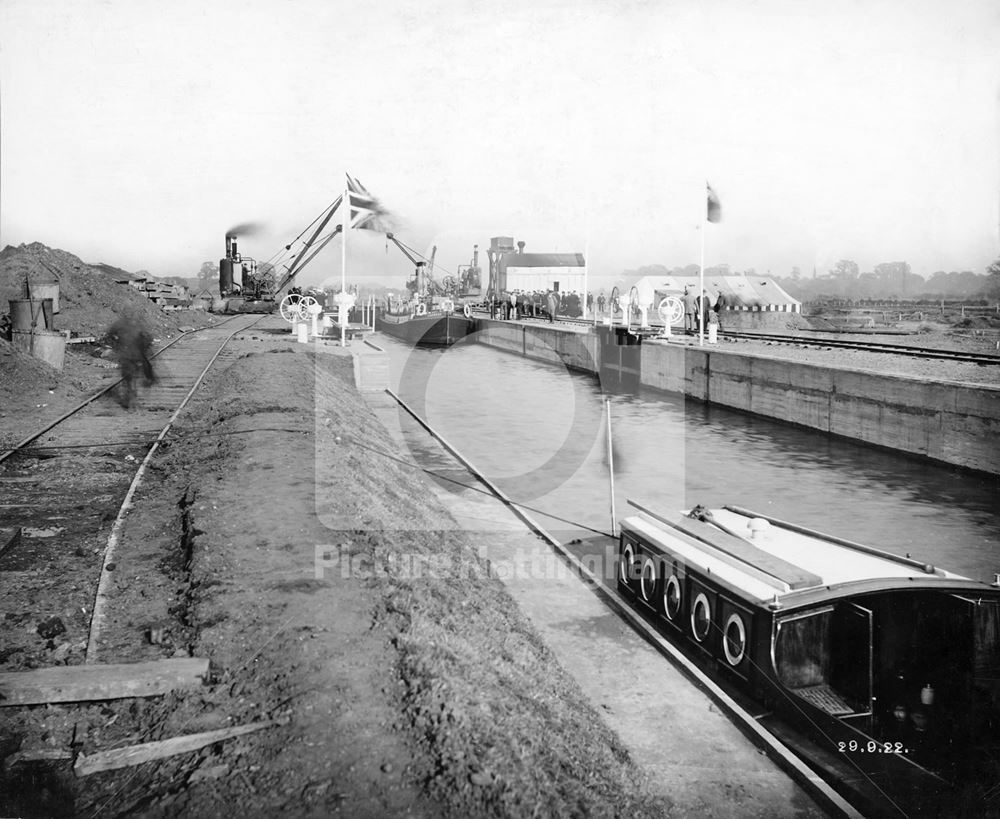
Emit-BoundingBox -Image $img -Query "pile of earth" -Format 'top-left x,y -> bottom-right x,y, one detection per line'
0,242 -> 214,339
0,336 -> 65,452
0,336 -> 60,394
953,314 -> 1000,330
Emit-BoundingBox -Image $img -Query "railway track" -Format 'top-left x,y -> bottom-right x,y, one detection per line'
0,314 -> 263,670
719,329 -> 1000,365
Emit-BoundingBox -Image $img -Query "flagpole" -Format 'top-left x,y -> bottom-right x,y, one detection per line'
699,200 -> 705,348
341,182 -> 348,347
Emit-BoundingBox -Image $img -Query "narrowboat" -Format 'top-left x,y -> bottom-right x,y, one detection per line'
617,499 -> 1000,816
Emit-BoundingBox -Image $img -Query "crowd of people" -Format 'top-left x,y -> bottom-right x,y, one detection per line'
374,284 -> 735,331
486,286 -> 732,333
681,286 -> 728,334
486,290 -> 586,322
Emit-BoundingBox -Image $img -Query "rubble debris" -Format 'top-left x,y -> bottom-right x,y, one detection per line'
35,616 -> 66,640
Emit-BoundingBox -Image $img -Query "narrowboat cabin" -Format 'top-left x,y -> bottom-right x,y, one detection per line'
617,500 -> 1000,814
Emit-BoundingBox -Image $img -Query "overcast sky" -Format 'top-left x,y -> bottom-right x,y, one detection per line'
1,0 -> 998,290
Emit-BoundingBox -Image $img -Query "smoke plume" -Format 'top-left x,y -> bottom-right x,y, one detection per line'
226,221 -> 264,238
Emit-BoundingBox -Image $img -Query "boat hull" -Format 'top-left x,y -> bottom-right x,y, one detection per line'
616,504 -> 1000,817
375,311 -> 475,347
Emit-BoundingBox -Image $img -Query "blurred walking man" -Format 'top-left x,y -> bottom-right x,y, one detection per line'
107,315 -> 156,408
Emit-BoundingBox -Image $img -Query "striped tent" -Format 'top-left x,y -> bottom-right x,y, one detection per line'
632,274 -> 801,314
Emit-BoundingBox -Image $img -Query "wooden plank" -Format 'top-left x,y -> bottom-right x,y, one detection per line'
672,517 -> 823,590
3,748 -> 74,770
74,720 -> 277,776
0,658 -> 210,707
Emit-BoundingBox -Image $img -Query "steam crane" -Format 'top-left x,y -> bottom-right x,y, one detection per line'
385,233 -> 449,300
385,233 -> 481,300
217,196 -> 345,314
456,245 -> 482,296
273,203 -> 344,297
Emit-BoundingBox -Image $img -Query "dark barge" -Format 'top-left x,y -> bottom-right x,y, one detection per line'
375,302 -> 475,347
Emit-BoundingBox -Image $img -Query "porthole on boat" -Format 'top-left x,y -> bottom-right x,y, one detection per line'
723,612 -> 746,665
691,592 -> 711,642
664,575 -> 682,621
620,542 -> 635,585
640,557 -> 657,602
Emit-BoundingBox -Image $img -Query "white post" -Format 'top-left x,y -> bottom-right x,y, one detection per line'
606,398 -> 617,537
699,219 -> 705,347
341,183 -> 349,348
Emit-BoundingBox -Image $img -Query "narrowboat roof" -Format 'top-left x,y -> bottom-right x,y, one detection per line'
622,501 -> 983,608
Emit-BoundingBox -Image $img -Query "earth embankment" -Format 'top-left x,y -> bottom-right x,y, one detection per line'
3,336 -> 669,818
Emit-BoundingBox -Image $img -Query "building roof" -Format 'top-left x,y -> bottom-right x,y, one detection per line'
500,253 -> 586,271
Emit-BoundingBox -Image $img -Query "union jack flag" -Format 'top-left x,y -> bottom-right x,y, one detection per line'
346,173 -> 392,231
707,182 -> 721,223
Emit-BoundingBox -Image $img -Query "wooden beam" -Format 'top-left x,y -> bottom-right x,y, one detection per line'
0,527 -> 22,559
74,720 -> 277,776
0,658 -> 210,707
2,748 -> 74,770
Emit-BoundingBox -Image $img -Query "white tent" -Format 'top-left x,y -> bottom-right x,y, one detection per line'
629,274 -> 801,313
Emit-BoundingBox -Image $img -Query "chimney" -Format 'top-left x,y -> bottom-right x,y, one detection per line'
517,241 -> 525,254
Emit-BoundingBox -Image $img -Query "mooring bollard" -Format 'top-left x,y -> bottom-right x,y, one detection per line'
708,323 -> 718,344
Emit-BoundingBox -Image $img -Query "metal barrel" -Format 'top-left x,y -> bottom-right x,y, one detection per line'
11,328 -> 66,370
9,298 -> 54,331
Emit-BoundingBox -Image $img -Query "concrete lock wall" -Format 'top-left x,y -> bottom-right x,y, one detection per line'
351,340 -> 390,392
641,342 -> 1000,475
475,319 -> 599,373
474,325 -> 1000,476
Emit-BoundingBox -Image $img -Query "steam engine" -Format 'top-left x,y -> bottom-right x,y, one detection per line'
219,235 -> 273,301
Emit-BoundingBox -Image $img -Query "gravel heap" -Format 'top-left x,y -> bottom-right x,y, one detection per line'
0,242 -> 183,338
0,335 -> 60,391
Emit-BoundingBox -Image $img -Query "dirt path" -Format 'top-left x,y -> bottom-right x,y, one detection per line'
3,331 -> 672,817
